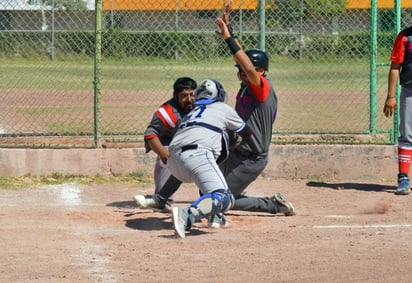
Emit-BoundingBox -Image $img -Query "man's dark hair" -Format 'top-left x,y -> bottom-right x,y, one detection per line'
173,77 -> 197,98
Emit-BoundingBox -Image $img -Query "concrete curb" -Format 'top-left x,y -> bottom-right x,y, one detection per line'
0,145 -> 398,181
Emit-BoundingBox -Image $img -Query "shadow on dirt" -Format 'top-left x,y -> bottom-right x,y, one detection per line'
125,216 -> 172,231
106,200 -> 192,209
307,181 -> 395,193
106,201 -> 137,208
225,212 -> 283,217
124,217 -> 212,238
156,228 -> 211,239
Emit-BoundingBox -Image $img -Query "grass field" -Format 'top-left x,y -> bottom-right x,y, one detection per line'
0,56 -> 395,146
0,56 -> 381,91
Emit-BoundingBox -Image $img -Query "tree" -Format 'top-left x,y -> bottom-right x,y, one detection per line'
267,0 -> 347,30
43,0 -> 87,11
267,0 -> 305,29
305,0 -> 347,17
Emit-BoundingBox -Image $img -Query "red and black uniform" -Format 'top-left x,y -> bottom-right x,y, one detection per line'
144,98 -> 190,195
390,27 -> 412,177
222,74 -> 281,213
144,99 -> 186,152
391,26 -> 412,86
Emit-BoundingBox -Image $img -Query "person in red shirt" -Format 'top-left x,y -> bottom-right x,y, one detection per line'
134,77 -> 197,209
384,26 -> 412,195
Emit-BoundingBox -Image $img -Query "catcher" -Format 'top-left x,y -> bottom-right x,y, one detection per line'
167,79 -> 252,238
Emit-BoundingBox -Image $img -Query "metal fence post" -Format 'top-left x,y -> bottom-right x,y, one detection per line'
369,0 -> 377,134
94,0 -> 102,148
258,0 -> 265,50
50,0 -> 55,61
393,0 -> 401,144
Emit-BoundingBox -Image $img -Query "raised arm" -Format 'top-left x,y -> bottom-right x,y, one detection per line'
215,1 -> 262,86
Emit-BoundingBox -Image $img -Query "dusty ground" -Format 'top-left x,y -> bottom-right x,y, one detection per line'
1,177 -> 412,283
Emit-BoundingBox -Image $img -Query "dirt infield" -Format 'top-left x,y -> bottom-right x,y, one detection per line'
1,177 -> 412,283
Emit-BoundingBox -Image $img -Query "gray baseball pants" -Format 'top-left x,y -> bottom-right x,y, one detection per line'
223,149 -> 279,214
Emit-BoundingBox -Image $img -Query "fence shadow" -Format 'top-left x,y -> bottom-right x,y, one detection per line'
306,181 -> 395,193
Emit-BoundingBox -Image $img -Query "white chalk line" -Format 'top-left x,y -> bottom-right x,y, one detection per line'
311,215 -> 412,229
314,224 -> 412,229
325,215 -> 351,219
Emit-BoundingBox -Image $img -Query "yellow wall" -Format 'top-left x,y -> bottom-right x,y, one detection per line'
103,0 -> 412,11
347,0 -> 412,9
103,0 -> 257,11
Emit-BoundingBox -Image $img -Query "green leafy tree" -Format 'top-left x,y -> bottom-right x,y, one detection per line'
305,0 -> 347,17
44,0 -> 87,11
267,0 -> 347,29
267,0 -> 305,29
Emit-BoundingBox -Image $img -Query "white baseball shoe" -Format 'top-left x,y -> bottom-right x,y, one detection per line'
133,194 -> 172,213
207,213 -> 229,228
172,207 -> 189,238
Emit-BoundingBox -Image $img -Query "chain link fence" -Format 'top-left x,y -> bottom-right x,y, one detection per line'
0,0 -> 409,147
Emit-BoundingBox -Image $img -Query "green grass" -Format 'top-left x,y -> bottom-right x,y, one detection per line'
0,172 -> 154,190
0,56 -> 382,92
0,55 -> 394,143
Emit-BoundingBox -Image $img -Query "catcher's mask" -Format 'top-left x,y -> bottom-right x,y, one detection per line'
194,79 -> 227,104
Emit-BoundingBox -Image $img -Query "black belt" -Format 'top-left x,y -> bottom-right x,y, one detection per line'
181,144 -> 198,152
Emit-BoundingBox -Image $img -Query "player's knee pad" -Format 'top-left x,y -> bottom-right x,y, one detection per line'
218,189 -> 235,211
190,189 -> 234,218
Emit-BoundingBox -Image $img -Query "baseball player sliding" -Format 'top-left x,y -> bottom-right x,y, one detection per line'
168,79 -> 252,238
211,0 -> 295,225
134,0 -> 295,228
